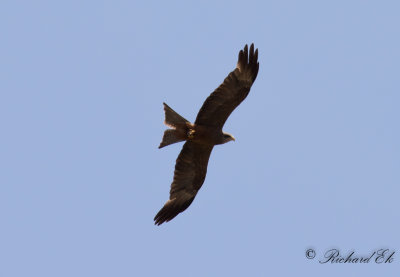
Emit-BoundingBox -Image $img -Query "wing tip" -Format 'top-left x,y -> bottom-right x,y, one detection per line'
236,43 -> 259,81
154,196 -> 195,226
154,200 -> 175,225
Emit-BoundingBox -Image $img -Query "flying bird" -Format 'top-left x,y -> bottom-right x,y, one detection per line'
154,44 -> 259,225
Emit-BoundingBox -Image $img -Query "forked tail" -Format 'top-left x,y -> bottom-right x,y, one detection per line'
159,103 -> 189,148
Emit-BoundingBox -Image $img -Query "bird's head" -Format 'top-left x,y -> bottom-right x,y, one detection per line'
222,132 -> 235,144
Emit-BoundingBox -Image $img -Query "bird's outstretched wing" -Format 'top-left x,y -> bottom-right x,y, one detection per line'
154,141 -> 213,225
195,44 -> 259,129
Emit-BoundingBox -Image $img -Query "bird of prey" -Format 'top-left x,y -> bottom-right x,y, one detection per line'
154,44 -> 259,225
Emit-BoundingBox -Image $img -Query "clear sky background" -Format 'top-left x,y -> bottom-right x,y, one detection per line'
1,0 -> 399,276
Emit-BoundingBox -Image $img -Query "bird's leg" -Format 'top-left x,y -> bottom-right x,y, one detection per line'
187,128 -> 195,139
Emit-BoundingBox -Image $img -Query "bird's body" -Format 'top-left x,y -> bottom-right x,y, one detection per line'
184,123 -> 229,145
154,44 -> 259,225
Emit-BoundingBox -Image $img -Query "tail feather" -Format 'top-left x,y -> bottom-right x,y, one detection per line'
163,102 -> 189,128
159,103 -> 190,148
159,129 -> 185,148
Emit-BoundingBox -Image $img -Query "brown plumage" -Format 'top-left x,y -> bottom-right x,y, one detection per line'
154,44 -> 259,225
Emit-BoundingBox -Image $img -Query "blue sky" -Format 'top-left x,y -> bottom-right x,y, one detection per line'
1,0 -> 399,276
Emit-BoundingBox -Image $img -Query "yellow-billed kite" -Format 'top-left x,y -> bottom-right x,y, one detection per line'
155,44 -> 259,225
